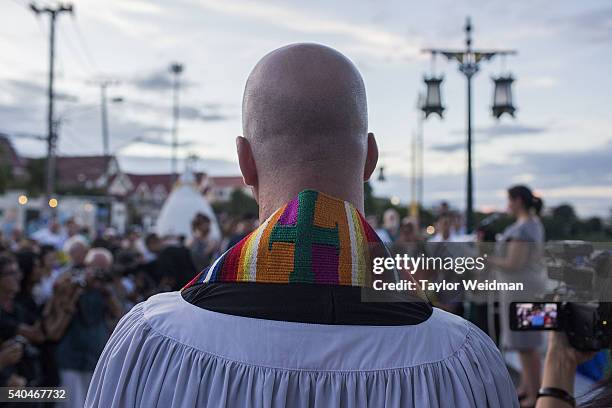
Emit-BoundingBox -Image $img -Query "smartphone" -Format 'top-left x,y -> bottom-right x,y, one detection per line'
509,302 -> 561,330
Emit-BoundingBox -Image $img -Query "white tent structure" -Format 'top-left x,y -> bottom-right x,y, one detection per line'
155,171 -> 221,242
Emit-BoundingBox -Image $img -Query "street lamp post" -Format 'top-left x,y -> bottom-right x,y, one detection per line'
169,62 -> 184,185
88,79 -> 121,156
410,98 -> 425,220
423,17 -> 516,233
99,83 -> 123,157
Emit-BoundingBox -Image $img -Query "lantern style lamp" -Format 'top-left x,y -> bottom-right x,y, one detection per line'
491,75 -> 516,118
421,76 -> 445,119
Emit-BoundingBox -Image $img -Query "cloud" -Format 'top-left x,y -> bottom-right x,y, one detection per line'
0,102 -> 46,142
130,72 -> 232,121
131,69 -> 196,91
126,135 -> 194,148
117,154 -> 240,176
522,76 -> 559,89
517,141 -> 612,188
432,123 -> 549,152
4,79 -> 79,103
180,105 -> 232,122
189,0 -> 422,60
114,0 -> 164,15
430,142 -> 465,153
141,125 -> 170,135
466,123 -> 548,137
374,140 -> 612,216
554,8 -> 612,43
123,96 -> 233,123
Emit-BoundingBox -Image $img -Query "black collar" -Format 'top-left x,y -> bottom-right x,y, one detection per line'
182,282 -> 432,326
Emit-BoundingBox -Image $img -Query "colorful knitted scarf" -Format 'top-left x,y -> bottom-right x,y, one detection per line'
183,189 -> 383,289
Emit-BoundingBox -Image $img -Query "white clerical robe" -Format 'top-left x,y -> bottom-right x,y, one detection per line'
86,291 -> 518,407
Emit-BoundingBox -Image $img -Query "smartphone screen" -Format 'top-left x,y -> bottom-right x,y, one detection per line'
510,302 -> 560,330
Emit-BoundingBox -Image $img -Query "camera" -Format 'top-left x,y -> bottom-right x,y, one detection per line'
476,213 -> 502,242
13,335 -> 40,360
69,265 -> 114,287
510,301 -> 611,351
90,267 -> 114,282
546,241 -> 610,293
509,240 -> 612,351
69,266 -> 88,287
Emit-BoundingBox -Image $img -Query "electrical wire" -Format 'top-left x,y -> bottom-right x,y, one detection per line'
10,0 -> 29,8
58,22 -> 95,78
58,123 -> 101,156
69,17 -> 100,74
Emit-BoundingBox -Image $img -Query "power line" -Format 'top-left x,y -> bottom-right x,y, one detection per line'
0,130 -> 46,142
57,122 -> 90,155
10,0 -> 30,8
11,0 -> 53,11
27,1 -> 95,79
58,22 -> 94,78
70,17 -> 99,73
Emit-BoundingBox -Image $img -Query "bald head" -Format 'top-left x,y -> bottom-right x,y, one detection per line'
243,43 -> 367,150
238,43 -> 378,219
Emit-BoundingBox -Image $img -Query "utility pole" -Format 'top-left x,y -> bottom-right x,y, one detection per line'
169,62 -> 184,184
410,94 -> 425,220
423,17 -> 516,233
88,79 -> 120,156
30,1 -> 73,212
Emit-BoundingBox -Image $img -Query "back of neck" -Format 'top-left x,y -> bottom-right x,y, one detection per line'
257,179 -> 364,221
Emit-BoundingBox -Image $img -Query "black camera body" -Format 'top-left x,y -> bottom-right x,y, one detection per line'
546,241 -> 610,292
509,241 -> 612,351
558,302 -> 611,351
509,301 -> 611,351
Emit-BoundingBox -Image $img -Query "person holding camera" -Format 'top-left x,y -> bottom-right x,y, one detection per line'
0,253 -> 28,388
0,252 -> 48,384
2,248 -> 94,390
0,338 -> 25,387
535,331 -> 611,407
55,248 -> 123,408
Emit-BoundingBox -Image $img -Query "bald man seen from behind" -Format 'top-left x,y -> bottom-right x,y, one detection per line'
86,44 -> 518,408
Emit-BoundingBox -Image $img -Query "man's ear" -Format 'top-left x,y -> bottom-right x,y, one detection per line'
236,136 -> 258,187
363,132 -> 379,182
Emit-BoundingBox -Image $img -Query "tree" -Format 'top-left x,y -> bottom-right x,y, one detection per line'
0,143 -> 14,193
25,158 -> 46,196
0,163 -> 10,193
364,181 -> 376,215
552,204 -> 577,223
225,188 -> 259,217
541,204 -> 578,239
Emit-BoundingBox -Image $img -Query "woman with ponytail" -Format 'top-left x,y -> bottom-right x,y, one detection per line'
489,185 -> 547,407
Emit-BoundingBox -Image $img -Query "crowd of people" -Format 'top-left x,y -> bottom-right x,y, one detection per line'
2,182 -> 609,407
0,211 -> 258,407
0,198 -> 508,402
